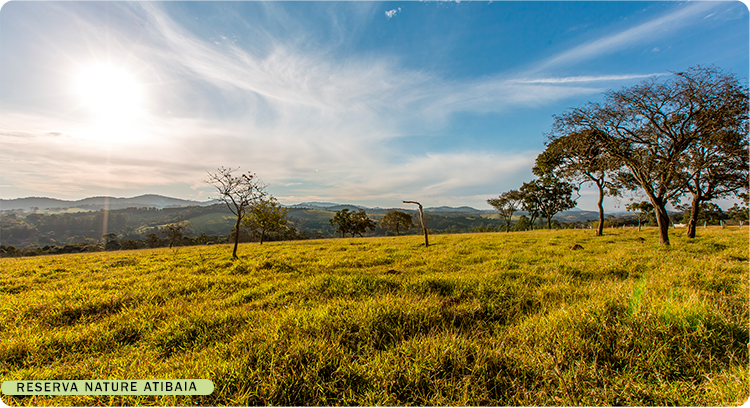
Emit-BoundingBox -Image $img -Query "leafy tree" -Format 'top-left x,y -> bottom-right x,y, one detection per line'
160,221 -> 190,249
535,129 -> 621,236
206,167 -> 266,259
329,208 -> 355,238
351,209 -> 377,237
380,210 -> 415,236
512,215 -> 530,231
329,208 -> 376,238
552,66 -> 748,245
625,201 -> 654,231
680,125 -> 748,238
487,190 -> 524,232
520,176 -> 577,230
242,195 -> 289,244
727,193 -> 750,228
145,233 -> 160,248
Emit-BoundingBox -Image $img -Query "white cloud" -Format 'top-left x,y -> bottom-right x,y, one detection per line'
385,7 -> 401,19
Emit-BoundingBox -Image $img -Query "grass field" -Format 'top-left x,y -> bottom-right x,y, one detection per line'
1,227 -> 748,406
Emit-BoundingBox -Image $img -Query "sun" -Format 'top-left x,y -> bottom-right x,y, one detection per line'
75,64 -> 144,124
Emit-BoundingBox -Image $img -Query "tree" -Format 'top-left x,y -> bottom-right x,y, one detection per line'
487,190 -> 524,232
535,129 -> 621,237
329,209 -> 355,238
520,176 -> 577,230
351,209 -> 377,237
145,233 -> 160,248
160,221 -> 190,249
680,125 -> 748,238
380,210 -> 415,236
727,193 -> 750,228
102,232 -> 120,251
403,201 -> 429,246
552,66 -> 748,245
625,201 -> 654,231
329,208 -> 376,238
243,195 -> 289,244
206,167 -> 266,259
512,215 -> 530,231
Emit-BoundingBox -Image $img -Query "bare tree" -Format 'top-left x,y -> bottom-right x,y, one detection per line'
403,201 -> 428,247
206,167 -> 266,259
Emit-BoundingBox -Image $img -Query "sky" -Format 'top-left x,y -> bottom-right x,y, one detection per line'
0,1 -> 748,211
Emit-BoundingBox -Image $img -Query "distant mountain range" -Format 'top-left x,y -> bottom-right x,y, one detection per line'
290,201 -> 497,214
0,195 -> 215,211
1,195 -> 598,216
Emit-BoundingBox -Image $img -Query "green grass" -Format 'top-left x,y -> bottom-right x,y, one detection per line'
1,227 -> 747,406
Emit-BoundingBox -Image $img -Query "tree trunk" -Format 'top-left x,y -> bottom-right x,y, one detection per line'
259,230 -> 265,245
232,214 -> 241,259
404,201 -> 428,247
653,201 -> 671,245
506,219 -> 511,232
547,217 -> 552,230
686,194 -> 700,239
596,183 -> 605,237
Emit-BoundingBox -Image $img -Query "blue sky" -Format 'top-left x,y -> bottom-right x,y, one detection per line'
0,1 -> 748,211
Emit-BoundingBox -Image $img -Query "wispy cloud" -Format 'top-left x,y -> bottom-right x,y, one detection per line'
532,1 -> 720,72
513,73 -> 663,84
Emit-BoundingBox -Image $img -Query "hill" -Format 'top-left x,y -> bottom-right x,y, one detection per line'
0,194 -> 214,212
0,228 -> 746,405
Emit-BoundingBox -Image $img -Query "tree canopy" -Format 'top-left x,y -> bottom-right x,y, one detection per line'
520,176 -> 577,230
487,190 -> 524,232
535,129 -> 621,236
242,195 -> 289,244
329,209 -> 377,238
380,210 -> 415,236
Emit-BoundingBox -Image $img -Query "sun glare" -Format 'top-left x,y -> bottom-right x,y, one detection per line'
75,64 -> 144,124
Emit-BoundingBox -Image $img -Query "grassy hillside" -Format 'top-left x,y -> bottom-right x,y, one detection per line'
1,228 -> 747,406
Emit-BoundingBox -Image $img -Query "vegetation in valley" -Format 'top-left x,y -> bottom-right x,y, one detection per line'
0,227 -> 747,406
